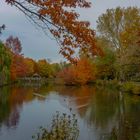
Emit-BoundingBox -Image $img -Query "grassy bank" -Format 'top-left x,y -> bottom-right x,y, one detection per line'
121,82 -> 140,95
95,80 -> 140,95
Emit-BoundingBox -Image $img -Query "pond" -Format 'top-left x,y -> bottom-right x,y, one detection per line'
0,84 -> 140,140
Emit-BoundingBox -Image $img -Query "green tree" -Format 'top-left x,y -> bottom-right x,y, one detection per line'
37,59 -> 53,78
95,46 -> 116,80
118,23 -> 140,81
97,7 -> 140,81
0,42 -> 11,85
97,7 -> 140,50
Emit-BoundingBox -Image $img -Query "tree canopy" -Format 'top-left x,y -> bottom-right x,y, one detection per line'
97,7 -> 140,50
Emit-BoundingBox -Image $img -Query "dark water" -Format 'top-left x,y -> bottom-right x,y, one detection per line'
0,84 -> 140,140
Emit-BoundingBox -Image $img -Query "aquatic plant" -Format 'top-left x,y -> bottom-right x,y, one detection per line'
32,112 -> 79,140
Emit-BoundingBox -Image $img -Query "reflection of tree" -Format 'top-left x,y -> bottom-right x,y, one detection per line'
55,86 -> 120,130
5,107 -> 20,128
117,95 -> 140,140
1,84 -> 140,140
72,87 -> 140,140
55,86 -> 123,139
85,87 -> 140,140
55,86 -> 94,116
34,83 -> 54,96
0,86 -> 35,129
0,85 -> 55,130
0,87 -> 11,126
86,87 -> 119,129
52,86 -> 140,140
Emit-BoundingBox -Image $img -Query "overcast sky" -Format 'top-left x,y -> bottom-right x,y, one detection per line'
0,0 -> 140,62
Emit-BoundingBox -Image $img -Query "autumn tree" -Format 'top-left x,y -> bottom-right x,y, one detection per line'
117,8 -> 140,81
96,7 -> 140,81
10,55 -> 28,80
51,63 -> 63,77
58,57 -> 96,85
37,59 -> 53,78
95,37 -> 116,80
24,58 -> 35,76
5,36 -> 27,80
97,7 -> 140,50
5,0 -> 102,63
0,25 -> 11,85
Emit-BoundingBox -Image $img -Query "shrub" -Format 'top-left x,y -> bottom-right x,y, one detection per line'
122,82 -> 140,94
133,85 -> 140,95
122,82 -> 135,93
32,112 -> 79,140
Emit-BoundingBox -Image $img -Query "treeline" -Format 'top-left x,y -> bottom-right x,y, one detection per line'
0,36 -> 68,86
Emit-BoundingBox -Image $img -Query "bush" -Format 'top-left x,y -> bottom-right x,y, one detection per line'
95,79 -> 119,88
95,80 -> 105,86
122,82 -> 134,93
133,85 -> 140,95
32,112 -> 79,140
122,82 -> 140,94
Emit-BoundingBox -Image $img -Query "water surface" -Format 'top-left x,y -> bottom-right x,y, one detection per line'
0,84 -> 140,140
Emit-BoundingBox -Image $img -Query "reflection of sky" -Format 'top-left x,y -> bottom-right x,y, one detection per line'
0,0 -> 140,62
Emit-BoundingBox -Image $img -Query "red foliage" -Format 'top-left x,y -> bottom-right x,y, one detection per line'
10,55 -> 28,80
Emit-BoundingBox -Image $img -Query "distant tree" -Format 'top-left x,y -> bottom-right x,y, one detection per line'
0,42 -> 11,85
97,7 -> 140,50
24,58 -> 35,76
51,63 -> 62,77
95,38 -> 116,80
10,55 -> 27,80
116,44 -> 140,81
5,36 -> 27,80
37,59 -> 53,78
97,7 -> 140,81
58,57 -> 96,85
5,36 -> 22,55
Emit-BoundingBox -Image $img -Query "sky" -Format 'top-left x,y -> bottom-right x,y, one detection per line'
0,0 -> 140,62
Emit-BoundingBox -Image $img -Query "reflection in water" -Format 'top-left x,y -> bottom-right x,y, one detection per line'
0,84 -> 140,140
0,86 -> 33,129
0,85 -> 53,129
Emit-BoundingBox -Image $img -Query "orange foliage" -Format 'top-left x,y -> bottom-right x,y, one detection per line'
5,0 -> 103,63
5,36 -> 38,80
75,58 -> 96,84
10,55 -> 37,80
10,55 -> 27,80
58,57 -> 96,85
24,58 -> 35,76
